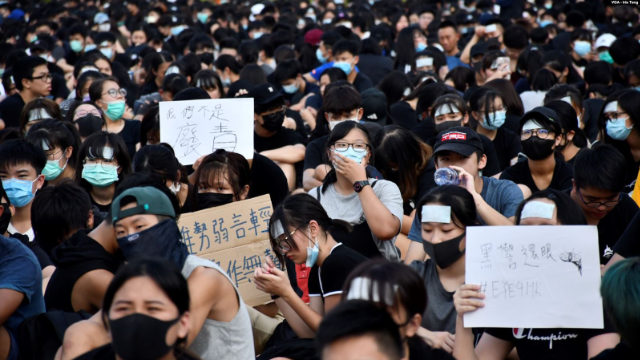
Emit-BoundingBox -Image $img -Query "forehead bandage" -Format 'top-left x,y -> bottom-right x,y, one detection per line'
346,277 -> 397,306
271,220 -> 285,238
421,205 -> 451,223
521,201 -> 555,220
522,120 -> 543,131
416,57 -> 434,68
561,96 -> 572,105
435,104 -> 460,117
604,101 -> 618,113
28,108 -> 52,122
41,140 -> 50,151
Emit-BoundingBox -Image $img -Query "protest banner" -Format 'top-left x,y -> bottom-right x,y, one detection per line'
177,194 -> 277,306
464,225 -> 603,329
159,98 -> 254,165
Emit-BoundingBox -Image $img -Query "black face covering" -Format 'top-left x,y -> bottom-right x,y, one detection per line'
116,219 -> 189,269
196,193 -> 233,211
109,313 -> 180,360
521,137 -> 555,160
435,120 -> 462,134
0,203 -> 11,235
261,111 -> 285,132
423,232 -> 466,268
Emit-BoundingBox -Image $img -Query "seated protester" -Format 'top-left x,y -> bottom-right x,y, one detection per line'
88,77 -> 140,158
404,127 -> 522,264
303,67 -> 347,114
593,257 -> 640,360
184,149 -> 250,212
67,101 -> 105,141
134,73 -> 189,117
330,39 -> 374,93
304,30 -> 346,82
569,144 -> 638,264
428,93 -> 501,177
214,54 -> 241,91
310,121 -> 403,261
600,90 -> 640,187
543,84 -> 587,135
0,227 -> 46,360
25,119 -> 80,186
252,83 -> 305,190
75,258 -> 199,360
246,151 -> 290,208
133,144 -> 189,208
254,194 -> 367,344
193,69 -> 224,99
316,300 -> 404,360
544,100 -> 588,166
75,132 -> 132,219
343,259 -> 454,360
0,56 -> 51,129
273,59 -> 320,108
500,106 -> 573,193
19,97 -> 61,135
409,186 -> 477,354
375,127 -> 435,235
36,182 -> 120,314
453,189 -> 619,360
468,87 -> 521,170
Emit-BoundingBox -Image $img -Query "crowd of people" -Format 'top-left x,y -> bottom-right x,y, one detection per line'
1,0 -> 640,359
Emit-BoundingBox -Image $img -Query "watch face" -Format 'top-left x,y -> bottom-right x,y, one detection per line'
354,182 -> 362,192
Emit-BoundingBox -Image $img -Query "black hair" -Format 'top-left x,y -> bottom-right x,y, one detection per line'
238,39 -> 260,65
322,84 -> 362,116
111,172 -> 181,223
541,50 -> 570,74
141,51 -> 174,87
25,119 -> 81,170
19,98 -> 62,134
530,68 -> 557,91
0,139 -> 47,175
544,100 -> 587,149
132,144 -> 180,184
11,55 -> 48,91
484,79 -> 525,116
188,149 -> 250,207
193,69 -> 224,98
480,50 -> 505,72
573,144 -> 627,193
430,93 -> 469,118
444,66 -> 476,93
600,90 -> 640,139
584,61 -> 613,87
214,54 -> 242,74
438,20 -> 458,32
32,180 -> 91,255
162,73 -> 189,97
319,67 -> 347,84
331,39 -> 359,57
316,300 -> 403,360
188,34 -> 214,54
468,86 -> 503,129
239,64 -> 267,86
544,84 -> 583,112
140,104 -> 160,146
609,37 -> 640,66
75,132 -> 132,190
503,25 -> 529,50
516,47 -> 543,83
377,71 -> 412,107
75,70 -> 105,100
88,76 -> 120,103
321,121 -> 373,193
273,59 -> 302,83
623,59 -> 640,85
515,188 -> 586,225
417,185 -> 477,229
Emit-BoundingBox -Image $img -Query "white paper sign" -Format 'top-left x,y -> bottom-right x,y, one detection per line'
159,98 -> 254,165
464,225 -> 603,329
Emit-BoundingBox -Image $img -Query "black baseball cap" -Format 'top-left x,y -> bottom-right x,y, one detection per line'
250,83 -> 284,114
519,106 -> 560,133
433,127 -> 484,157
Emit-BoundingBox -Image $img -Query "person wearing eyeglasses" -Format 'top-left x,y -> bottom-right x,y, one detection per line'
500,106 -> 573,194
568,144 -> 638,265
0,56 -> 52,130
88,77 -> 139,158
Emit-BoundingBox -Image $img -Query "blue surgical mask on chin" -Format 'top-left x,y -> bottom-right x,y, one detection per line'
305,230 -> 319,267
606,117 -> 633,140
335,147 -> 367,164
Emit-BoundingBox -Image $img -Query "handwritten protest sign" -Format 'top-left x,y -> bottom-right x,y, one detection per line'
464,225 -> 603,329
159,98 -> 254,165
177,195 -> 278,306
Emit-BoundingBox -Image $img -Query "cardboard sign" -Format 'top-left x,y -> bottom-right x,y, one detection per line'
177,195 -> 278,306
159,98 -> 254,165
464,225 -> 603,329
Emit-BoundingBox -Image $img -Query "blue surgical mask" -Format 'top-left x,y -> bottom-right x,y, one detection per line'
221,77 -> 231,87
84,44 -> 97,52
415,42 -> 427,52
606,117 -> 633,141
573,41 -> 591,57
2,178 -> 37,208
316,48 -> 328,63
42,157 -> 68,181
105,101 -> 126,121
599,51 -> 614,64
82,163 -> 119,187
70,40 -> 84,53
253,32 -> 264,39
333,61 -> 352,75
634,86 -> 640,92
171,26 -> 184,36
335,146 -> 367,164
100,47 -> 113,59
197,12 -> 209,24
538,20 -> 552,28
480,110 -> 506,130
282,83 -> 299,94
305,230 -> 319,267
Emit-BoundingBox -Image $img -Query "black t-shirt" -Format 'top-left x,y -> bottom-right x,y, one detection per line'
247,152 -> 289,208
390,101 -> 418,130
407,336 -> 454,360
353,72 -> 373,93
591,342 -> 637,360
0,93 -> 25,129
492,128 -> 522,171
500,155 -> 573,193
307,243 -> 367,299
595,195 -> 638,263
356,54 -> 394,87
485,327 -> 604,360
613,210 -> 640,258
11,233 -> 52,270
116,120 -> 141,159
304,135 -> 327,171
254,128 -> 304,153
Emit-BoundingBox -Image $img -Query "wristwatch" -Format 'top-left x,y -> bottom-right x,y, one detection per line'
353,180 -> 370,193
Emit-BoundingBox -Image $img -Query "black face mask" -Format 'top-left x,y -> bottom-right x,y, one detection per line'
261,111 -> 285,132
0,202 -> 11,235
423,232 -> 466,268
109,313 -> 180,360
435,120 -> 462,134
116,219 -> 189,269
196,192 -> 233,211
521,137 -> 555,160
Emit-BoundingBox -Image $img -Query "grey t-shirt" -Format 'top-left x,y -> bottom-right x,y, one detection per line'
409,176 -> 523,242
310,179 -> 404,261
411,259 -> 456,333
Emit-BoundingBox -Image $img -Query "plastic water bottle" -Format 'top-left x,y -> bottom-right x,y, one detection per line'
434,167 -> 460,186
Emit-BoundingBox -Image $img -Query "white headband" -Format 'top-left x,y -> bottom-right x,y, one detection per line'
604,101 -> 618,113
434,104 -> 460,117
521,201 -> 555,220
28,108 -> 52,122
522,120 -> 543,131
346,277 -> 397,306
421,205 -> 451,223
271,220 -> 285,238
416,57 -> 434,68
560,96 -> 572,105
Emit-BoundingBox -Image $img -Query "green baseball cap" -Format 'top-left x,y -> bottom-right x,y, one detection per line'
111,186 -> 175,223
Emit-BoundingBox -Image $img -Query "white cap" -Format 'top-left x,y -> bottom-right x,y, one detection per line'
251,3 -> 265,15
595,33 -> 616,50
